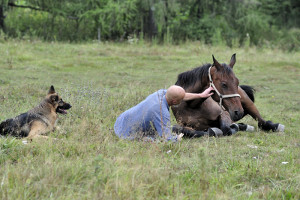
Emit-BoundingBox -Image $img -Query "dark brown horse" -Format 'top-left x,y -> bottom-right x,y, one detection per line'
171,54 -> 284,137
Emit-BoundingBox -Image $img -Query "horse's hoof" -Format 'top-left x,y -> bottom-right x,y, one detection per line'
246,125 -> 255,132
235,123 -> 255,132
276,124 -> 285,132
231,123 -> 239,130
208,128 -> 223,137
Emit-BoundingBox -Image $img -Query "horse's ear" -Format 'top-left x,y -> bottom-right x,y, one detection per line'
229,53 -> 236,68
212,55 -> 222,71
48,85 -> 56,94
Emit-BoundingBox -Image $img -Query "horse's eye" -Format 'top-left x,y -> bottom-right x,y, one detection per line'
221,83 -> 227,89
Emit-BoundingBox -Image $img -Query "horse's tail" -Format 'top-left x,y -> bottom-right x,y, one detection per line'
240,85 -> 255,103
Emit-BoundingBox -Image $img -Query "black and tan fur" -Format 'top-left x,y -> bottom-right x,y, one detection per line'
0,86 -> 71,140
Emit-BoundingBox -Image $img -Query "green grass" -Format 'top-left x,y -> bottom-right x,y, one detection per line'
0,40 -> 299,199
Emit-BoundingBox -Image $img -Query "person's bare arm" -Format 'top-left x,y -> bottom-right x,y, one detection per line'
183,87 -> 214,101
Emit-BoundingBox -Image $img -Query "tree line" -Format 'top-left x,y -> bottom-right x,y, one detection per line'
0,0 -> 299,50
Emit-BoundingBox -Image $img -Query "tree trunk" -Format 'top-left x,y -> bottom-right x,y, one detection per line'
148,5 -> 157,39
0,6 -> 5,32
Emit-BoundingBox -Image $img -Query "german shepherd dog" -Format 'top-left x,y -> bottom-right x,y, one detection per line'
0,86 -> 71,140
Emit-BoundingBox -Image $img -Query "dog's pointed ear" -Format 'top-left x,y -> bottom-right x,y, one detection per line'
212,55 -> 222,71
229,53 -> 236,68
48,85 -> 56,94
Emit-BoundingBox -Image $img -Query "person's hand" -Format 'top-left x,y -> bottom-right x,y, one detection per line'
177,133 -> 184,141
200,86 -> 214,98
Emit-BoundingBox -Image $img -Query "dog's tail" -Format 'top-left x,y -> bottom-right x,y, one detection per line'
240,85 -> 255,103
0,119 -> 11,136
0,120 -> 6,135
0,121 -> 4,135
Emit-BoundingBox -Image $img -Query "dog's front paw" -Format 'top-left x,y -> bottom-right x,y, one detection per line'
22,140 -> 28,145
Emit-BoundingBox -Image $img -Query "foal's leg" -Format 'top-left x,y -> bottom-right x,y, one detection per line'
233,123 -> 255,132
172,125 -> 208,137
172,97 -> 223,137
172,125 -> 223,137
194,98 -> 237,136
194,97 -> 237,136
219,111 -> 240,135
238,87 -> 284,132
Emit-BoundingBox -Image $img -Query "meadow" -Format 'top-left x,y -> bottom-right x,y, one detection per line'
0,40 -> 299,199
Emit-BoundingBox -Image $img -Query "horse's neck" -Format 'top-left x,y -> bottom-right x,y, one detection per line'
185,94 -> 206,108
184,79 -> 209,108
185,79 -> 208,93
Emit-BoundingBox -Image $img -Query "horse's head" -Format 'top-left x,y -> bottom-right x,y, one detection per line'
209,54 -> 244,121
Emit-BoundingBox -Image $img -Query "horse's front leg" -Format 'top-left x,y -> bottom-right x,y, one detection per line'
197,98 -> 237,136
218,111 -> 239,135
238,87 -> 285,132
218,112 -> 256,135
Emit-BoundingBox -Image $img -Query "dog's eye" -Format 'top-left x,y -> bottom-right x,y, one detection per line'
51,95 -> 58,102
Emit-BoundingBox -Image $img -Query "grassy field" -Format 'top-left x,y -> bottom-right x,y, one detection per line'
0,40 -> 299,200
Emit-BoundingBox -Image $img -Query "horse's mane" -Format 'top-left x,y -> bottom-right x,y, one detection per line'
175,63 -> 233,89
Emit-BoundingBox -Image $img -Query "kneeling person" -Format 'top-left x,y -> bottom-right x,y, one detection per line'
114,85 -> 214,141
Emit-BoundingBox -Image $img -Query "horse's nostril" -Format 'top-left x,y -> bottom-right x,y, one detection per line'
234,111 -> 239,116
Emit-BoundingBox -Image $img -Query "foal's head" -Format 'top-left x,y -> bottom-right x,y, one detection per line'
210,54 -> 244,121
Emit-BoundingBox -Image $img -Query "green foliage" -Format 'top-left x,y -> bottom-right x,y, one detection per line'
0,0 -> 299,49
278,28 -> 300,52
94,0 -> 138,40
237,11 -> 270,46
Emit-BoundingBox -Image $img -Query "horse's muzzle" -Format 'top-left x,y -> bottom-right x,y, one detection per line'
230,109 -> 244,122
